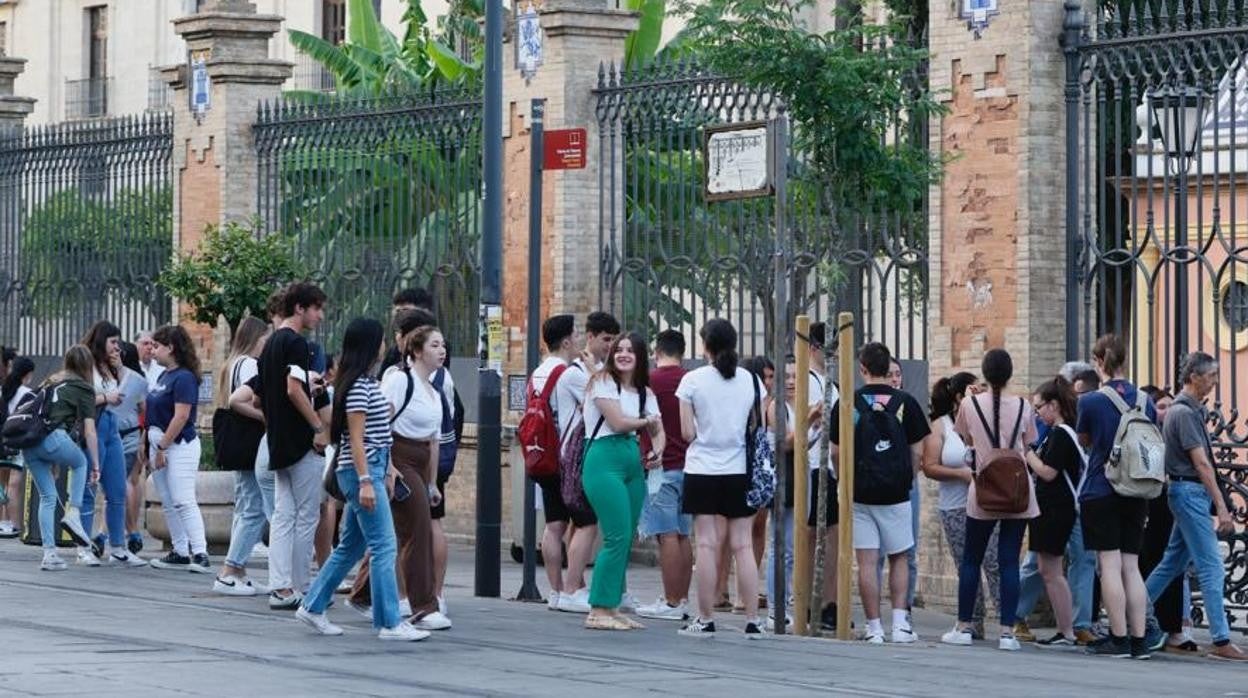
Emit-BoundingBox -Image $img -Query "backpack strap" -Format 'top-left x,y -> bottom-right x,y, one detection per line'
230,358 -> 244,393
970,394 -> 1000,449
389,368 -> 416,426
1055,423 -> 1088,501
534,364 -> 569,404
1005,397 -> 1025,450
1099,385 -> 1134,415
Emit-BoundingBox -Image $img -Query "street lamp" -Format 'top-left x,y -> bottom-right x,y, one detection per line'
1150,84 -> 1209,380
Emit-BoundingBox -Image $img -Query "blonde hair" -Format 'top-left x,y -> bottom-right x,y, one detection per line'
48,346 -> 94,385
217,316 -> 270,408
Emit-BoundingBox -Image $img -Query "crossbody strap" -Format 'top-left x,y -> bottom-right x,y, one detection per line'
389,368 -> 415,426
1055,423 -> 1088,501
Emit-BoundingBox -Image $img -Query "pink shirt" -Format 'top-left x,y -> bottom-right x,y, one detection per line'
955,391 -> 1040,520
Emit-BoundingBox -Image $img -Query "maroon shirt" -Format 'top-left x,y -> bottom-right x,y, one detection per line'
649,364 -> 688,470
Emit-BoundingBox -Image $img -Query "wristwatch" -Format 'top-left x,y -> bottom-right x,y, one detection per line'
359,474 -> 373,484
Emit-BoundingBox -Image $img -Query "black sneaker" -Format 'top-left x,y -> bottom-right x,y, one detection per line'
188,553 -> 212,574
744,620 -> 765,640
1086,635 -> 1130,658
149,551 -> 191,570
127,532 -> 143,554
91,534 -> 106,560
1037,632 -> 1074,647
678,619 -> 716,638
1130,636 -> 1151,660
820,603 -> 837,632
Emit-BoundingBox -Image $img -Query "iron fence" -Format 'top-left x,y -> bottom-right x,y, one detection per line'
593,58 -> 929,362
0,113 -> 174,357
253,90 -> 484,352
1066,0 -> 1248,632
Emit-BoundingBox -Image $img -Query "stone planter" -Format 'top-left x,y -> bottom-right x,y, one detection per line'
144,470 -> 235,553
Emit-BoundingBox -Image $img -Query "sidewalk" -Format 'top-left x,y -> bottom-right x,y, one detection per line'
0,537 -> 1242,697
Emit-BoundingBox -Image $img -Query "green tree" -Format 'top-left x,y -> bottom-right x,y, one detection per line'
158,221 -> 304,336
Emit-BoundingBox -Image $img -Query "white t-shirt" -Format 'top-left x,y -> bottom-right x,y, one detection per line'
531,355 -> 593,440
382,365 -> 442,440
6,385 -> 31,414
676,365 -> 765,476
805,370 -> 840,471
229,356 -> 259,390
581,378 -> 659,440
936,415 -> 971,511
93,367 -> 119,395
143,361 -> 166,391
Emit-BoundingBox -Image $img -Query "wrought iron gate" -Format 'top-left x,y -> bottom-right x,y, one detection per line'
593,60 -> 930,361
1065,1 -> 1248,631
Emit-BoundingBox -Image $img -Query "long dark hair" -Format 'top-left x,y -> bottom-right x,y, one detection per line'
2,356 -> 35,406
331,318 -> 385,444
1035,375 -> 1078,426
981,349 -> 1014,441
700,319 -> 738,380
930,372 -> 977,421
82,320 -> 122,382
119,342 -> 142,375
151,325 -> 201,379
594,332 -> 650,396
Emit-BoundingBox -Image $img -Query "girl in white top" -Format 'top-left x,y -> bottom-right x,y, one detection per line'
580,332 -> 664,631
922,372 -> 999,639
0,357 -> 35,537
676,319 -> 766,639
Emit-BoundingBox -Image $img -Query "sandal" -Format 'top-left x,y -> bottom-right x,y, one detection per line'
713,595 -> 733,612
585,614 -> 633,631
620,615 -> 645,630
1167,640 -> 1200,653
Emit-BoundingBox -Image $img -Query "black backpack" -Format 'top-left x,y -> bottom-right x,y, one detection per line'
1,384 -> 58,451
852,391 -> 913,505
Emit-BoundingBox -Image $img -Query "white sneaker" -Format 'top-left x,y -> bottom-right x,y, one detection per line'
941,627 -> 973,646
765,614 -> 792,632
637,597 -> 690,621
557,587 -> 591,614
399,599 -> 413,616
40,550 -> 67,571
412,610 -> 453,631
214,574 -> 259,597
619,593 -> 640,613
60,511 -> 90,547
892,627 -> 918,644
865,629 -> 886,644
999,634 -> 1021,651
548,591 -> 563,611
108,549 -> 148,568
252,542 -> 269,557
296,607 -> 344,636
378,623 -> 431,642
0,520 -> 18,538
269,591 -> 303,610
76,547 -> 101,567
345,599 -> 373,620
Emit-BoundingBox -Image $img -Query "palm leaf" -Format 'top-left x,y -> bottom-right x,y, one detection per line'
289,29 -> 366,87
624,0 -> 666,70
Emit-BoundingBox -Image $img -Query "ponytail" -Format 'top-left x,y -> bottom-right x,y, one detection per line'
699,319 -> 740,380
713,349 -> 738,380
981,348 -> 1014,442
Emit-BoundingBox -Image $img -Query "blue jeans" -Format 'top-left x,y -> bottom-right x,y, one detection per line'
303,449 -> 400,630
1016,515 -> 1097,629
1145,481 -> 1229,643
766,506 -> 796,610
876,481 -> 919,607
638,469 -> 692,537
22,429 -> 88,550
960,516 -> 1026,626
225,470 -> 268,569
82,410 -> 127,547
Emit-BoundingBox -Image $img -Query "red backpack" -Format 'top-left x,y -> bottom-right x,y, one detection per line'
517,364 -> 570,478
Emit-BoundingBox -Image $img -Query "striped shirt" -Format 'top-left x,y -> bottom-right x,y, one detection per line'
338,377 -> 394,466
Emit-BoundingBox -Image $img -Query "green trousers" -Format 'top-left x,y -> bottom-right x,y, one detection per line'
582,434 -> 645,609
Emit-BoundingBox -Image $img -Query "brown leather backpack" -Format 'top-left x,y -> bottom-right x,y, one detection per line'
970,396 -> 1030,515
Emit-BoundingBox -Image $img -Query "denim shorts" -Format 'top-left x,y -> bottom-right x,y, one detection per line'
638,469 -> 692,537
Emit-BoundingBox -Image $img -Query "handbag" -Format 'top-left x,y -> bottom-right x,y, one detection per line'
745,373 -> 776,509
212,360 -> 265,472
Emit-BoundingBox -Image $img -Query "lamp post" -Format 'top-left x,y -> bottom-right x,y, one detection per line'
1150,84 -> 1209,377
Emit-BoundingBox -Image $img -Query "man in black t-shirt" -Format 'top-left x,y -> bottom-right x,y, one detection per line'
259,282 -> 329,610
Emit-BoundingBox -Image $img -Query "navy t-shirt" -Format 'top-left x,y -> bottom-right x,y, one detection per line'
146,366 -> 199,444
1074,379 -> 1156,502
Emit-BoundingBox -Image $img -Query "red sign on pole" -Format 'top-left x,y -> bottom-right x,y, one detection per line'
543,128 -> 587,170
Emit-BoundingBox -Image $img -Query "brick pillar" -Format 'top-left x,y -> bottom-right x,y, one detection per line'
923,1 -> 1070,614
160,2 -> 291,363
500,0 -> 639,389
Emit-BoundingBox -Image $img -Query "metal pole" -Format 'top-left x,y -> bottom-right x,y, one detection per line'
770,115 -> 789,635
835,312 -> 854,641
516,98 -> 546,602
1062,0 -> 1084,361
1175,164 -> 1188,373
475,0 -> 504,598
793,315 -> 812,635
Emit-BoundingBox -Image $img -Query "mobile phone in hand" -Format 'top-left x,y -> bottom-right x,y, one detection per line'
394,476 -> 412,502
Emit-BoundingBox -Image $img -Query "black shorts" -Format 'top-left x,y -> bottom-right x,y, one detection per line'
430,473 -> 449,521
534,472 -> 597,527
682,473 -> 756,519
806,469 -> 840,528
1080,493 -> 1147,554
1029,500 -> 1076,555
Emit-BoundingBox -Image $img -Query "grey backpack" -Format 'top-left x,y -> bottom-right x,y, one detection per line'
1100,387 -> 1165,500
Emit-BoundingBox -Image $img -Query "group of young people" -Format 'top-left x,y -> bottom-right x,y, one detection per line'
0,284 -> 462,644
526,315 -> 1247,662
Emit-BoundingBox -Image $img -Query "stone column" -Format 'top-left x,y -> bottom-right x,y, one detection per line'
0,57 -> 34,350
924,1 -> 1071,614
0,57 -> 35,132
499,0 -> 638,385
160,0 -> 291,361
